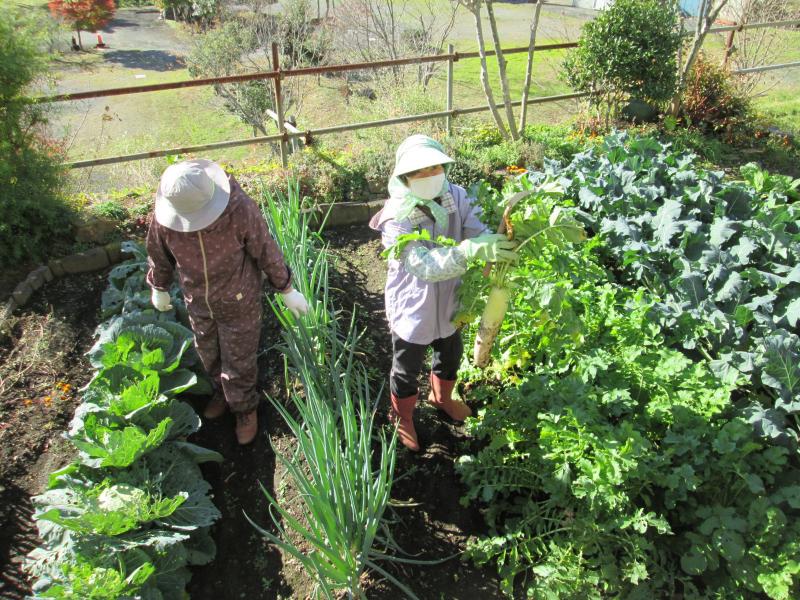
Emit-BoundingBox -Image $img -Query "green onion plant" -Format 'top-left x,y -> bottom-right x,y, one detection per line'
250,181 -> 422,599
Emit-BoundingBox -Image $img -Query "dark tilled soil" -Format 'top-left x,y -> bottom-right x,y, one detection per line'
0,270 -> 107,600
0,224 -> 501,600
184,303 -> 294,600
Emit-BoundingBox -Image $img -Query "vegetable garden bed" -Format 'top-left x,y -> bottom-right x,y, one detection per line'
2,131 -> 799,599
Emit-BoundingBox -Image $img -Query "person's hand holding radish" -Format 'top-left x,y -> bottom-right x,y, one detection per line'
459,233 -> 518,263
472,184 -> 586,367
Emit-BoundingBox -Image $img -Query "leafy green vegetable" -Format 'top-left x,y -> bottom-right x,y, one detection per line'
456,133 -> 800,598
36,482 -> 186,536
68,413 -> 172,468
27,241 -> 221,599
380,229 -> 457,260
36,559 -> 155,600
538,131 -> 800,430
740,162 -> 800,202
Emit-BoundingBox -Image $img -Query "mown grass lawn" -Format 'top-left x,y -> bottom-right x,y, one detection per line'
8,0 -> 50,7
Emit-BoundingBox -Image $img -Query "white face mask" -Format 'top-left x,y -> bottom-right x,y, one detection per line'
408,173 -> 446,200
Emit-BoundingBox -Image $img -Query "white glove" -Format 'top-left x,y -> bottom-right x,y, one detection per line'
151,288 -> 173,312
459,234 -> 518,263
281,289 -> 309,317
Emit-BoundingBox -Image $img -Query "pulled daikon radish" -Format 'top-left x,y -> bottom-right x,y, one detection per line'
473,285 -> 511,367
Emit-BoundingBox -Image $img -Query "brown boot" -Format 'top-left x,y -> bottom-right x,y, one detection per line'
235,409 -> 258,445
428,373 -> 472,421
203,392 -> 228,419
389,393 -> 420,452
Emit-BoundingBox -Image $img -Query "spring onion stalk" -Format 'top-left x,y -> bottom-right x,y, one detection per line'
251,182 -> 423,600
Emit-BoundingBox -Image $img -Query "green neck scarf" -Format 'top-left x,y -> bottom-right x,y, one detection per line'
393,193 -> 449,228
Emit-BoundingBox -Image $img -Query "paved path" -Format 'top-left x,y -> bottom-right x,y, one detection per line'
101,8 -> 189,54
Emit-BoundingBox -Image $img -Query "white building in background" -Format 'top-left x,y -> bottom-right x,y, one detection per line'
568,0 -> 750,20
572,0 -> 613,9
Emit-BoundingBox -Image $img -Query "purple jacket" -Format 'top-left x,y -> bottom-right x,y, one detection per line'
146,174 -> 291,319
369,183 -> 487,345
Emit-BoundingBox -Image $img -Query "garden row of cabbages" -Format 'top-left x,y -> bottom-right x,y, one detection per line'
446,131 -> 800,598
24,243 -> 222,598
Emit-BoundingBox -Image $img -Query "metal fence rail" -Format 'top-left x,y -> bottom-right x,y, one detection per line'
733,61 -> 800,75
43,16 -> 799,170
37,42 -> 578,104
707,18 -> 800,34
50,40 -> 582,169
66,92 -> 590,169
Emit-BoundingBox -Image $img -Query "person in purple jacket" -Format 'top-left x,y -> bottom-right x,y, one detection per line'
369,135 -> 517,451
146,159 -> 309,445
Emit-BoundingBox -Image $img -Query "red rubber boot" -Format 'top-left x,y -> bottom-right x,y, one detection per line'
390,393 -> 420,452
428,373 -> 472,421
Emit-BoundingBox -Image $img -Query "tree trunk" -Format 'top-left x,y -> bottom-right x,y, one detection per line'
519,0 -> 543,132
670,0 -> 731,115
485,0 -> 519,140
76,28 -> 82,50
470,2 -> 509,140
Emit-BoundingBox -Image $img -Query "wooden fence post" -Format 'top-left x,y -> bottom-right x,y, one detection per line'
272,43 -> 288,168
723,23 -> 737,67
446,44 -> 454,136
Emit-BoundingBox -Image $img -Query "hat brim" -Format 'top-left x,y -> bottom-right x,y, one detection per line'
392,147 -> 454,178
155,159 -> 231,232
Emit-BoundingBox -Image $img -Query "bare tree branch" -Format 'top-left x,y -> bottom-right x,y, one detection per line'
463,0 -> 509,139
519,0 -> 543,132
331,0 -> 457,88
484,0 -> 519,139
671,0 -> 732,115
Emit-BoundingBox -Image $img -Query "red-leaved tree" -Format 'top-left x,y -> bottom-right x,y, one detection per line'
48,0 -> 115,50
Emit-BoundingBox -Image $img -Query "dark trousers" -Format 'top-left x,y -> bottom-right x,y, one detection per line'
187,299 -> 262,414
390,331 -> 463,398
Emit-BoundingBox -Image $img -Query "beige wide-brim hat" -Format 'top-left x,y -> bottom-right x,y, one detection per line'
155,159 -> 231,232
391,134 -> 454,179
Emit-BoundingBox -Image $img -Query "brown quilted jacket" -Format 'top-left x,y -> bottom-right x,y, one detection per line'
146,173 -> 291,318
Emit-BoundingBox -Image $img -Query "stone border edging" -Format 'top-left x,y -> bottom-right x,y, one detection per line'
308,198 -> 385,229
1,241 -> 132,338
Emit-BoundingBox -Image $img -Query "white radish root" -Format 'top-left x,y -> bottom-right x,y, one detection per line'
473,191 -> 530,367
473,285 -> 511,367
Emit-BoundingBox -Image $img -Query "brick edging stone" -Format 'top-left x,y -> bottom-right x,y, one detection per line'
1,241 -> 134,338
307,199 -> 385,229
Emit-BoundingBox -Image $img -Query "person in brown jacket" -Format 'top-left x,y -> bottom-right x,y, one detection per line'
146,159 -> 309,444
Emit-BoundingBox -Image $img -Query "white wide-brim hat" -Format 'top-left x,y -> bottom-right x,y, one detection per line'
155,159 -> 230,232
391,134 -> 454,179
